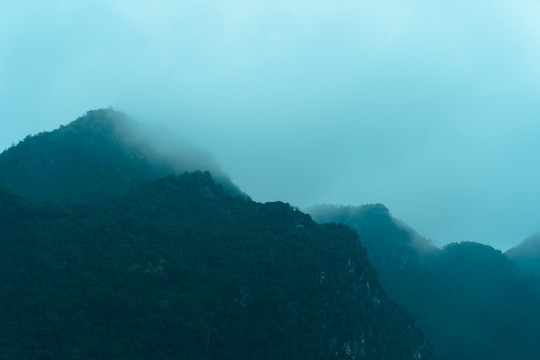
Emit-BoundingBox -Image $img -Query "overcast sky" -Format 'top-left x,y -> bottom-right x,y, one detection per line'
2,0 -> 540,250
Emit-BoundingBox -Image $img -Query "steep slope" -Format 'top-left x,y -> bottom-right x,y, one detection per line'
0,108 -> 239,203
505,233 -> 540,276
308,204 -> 438,266
0,173 -> 434,360
309,204 -> 540,360
308,205 -> 439,317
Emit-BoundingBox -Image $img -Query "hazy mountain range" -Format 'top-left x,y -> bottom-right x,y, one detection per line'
505,233 -> 540,275
0,109 -> 433,359
0,109 -> 240,203
1,108 -> 539,359
308,205 -> 540,360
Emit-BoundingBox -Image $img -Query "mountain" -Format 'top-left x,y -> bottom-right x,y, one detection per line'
505,233 -> 540,276
0,108 -> 240,203
0,111 -> 434,359
308,204 -> 438,271
0,172 -> 433,359
308,204 -> 540,360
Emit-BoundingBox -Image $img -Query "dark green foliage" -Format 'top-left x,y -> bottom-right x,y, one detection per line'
0,173 -> 433,359
0,109 -> 241,204
309,205 -> 540,360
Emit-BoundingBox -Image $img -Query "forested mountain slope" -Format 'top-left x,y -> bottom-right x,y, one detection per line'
309,205 -> 540,360
0,172 -> 433,359
0,109 -> 239,203
0,110 -> 437,358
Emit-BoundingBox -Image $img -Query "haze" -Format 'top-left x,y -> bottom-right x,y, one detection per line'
2,0 -> 540,250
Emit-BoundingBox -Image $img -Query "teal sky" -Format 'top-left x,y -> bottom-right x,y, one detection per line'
2,0 -> 540,250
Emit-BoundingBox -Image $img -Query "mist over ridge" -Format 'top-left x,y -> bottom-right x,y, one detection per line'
308,203 -> 540,360
0,109 -> 242,204
3,0 -> 540,250
109,109 -> 234,186
3,108 -> 540,359
4,3 -> 540,358
0,113 -> 436,358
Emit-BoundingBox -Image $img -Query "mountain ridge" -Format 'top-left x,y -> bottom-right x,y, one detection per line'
0,108 -> 241,203
0,171 -> 434,359
505,233 -> 540,282
0,110 -> 434,359
308,204 -> 540,360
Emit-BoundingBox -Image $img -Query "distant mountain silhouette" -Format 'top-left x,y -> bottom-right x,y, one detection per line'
506,233 -> 540,276
0,108 -> 240,203
308,204 -> 540,360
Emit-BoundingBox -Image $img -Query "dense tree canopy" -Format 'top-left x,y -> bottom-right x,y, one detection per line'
0,173 -> 433,359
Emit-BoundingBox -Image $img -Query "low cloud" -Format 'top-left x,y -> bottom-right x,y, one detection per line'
2,0 -> 540,250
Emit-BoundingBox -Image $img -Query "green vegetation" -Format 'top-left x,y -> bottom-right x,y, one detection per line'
309,205 -> 540,360
0,109 -> 240,204
0,171 -> 433,359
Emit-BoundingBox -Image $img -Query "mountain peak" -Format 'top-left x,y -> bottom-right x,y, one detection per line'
33,108 -> 128,143
507,233 -> 540,258
506,233 -> 540,276
307,203 -> 436,256
0,109 -> 239,203
72,107 -> 125,124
